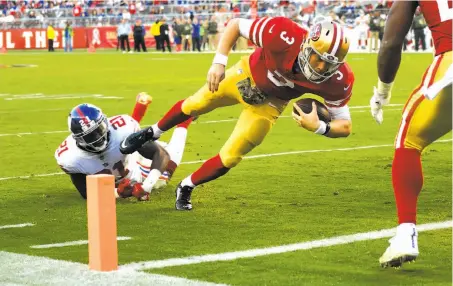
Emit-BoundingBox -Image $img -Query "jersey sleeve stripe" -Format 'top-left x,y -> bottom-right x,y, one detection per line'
327,22 -> 338,54
258,17 -> 273,47
251,17 -> 267,46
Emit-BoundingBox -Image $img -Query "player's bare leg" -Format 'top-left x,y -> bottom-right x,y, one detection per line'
154,117 -> 194,189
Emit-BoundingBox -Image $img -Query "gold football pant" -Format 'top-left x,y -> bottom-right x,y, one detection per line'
395,51 -> 452,151
181,56 -> 288,168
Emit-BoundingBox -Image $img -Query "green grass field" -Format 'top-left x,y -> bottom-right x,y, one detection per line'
0,51 -> 451,285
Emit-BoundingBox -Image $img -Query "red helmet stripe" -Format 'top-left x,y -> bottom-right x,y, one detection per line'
75,106 -> 89,124
327,22 -> 338,54
335,25 -> 344,57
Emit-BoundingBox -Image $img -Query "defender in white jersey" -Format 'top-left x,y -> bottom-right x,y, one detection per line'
55,103 -> 192,200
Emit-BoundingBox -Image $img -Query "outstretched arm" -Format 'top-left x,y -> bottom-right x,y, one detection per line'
378,1 -> 418,84
370,1 -> 418,124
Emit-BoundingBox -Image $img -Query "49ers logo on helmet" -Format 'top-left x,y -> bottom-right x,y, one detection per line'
310,24 -> 322,41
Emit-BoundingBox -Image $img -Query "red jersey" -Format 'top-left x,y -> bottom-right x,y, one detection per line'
418,0 -> 452,56
247,17 -> 354,107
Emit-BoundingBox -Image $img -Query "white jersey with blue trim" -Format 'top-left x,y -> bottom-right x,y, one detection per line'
55,114 -> 140,176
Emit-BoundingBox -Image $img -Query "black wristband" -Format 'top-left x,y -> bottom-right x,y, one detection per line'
322,122 -> 331,135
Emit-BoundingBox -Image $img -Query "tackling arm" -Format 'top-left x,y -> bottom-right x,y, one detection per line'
69,173 -> 88,199
378,1 -> 418,83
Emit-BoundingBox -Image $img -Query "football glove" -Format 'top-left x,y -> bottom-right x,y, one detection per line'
370,80 -> 393,124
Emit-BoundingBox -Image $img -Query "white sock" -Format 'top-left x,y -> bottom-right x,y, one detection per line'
165,127 -> 187,165
151,123 -> 164,139
181,175 -> 195,188
142,169 -> 162,193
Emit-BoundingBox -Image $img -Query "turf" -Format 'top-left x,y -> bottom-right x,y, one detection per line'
0,51 -> 451,285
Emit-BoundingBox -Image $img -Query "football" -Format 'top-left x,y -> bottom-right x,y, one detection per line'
293,98 -> 331,123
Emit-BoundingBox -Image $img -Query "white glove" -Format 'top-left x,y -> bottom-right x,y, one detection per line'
370,82 -> 392,124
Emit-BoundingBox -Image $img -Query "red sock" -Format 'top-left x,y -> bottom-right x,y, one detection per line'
131,102 -> 148,123
191,154 -> 230,185
177,117 -> 193,129
157,100 -> 191,131
392,148 -> 423,224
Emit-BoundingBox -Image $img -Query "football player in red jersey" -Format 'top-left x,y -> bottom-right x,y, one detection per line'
370,1 -> 452,268
120,17 -> 354,210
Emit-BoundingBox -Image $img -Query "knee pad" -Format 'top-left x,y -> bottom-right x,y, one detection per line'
219,151 -> 242,168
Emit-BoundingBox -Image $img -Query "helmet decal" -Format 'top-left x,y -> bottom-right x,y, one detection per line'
310,23 -> 322,41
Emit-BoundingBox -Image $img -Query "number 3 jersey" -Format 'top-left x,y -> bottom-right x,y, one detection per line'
55,114 -> 140,176
246,17 -> 354,108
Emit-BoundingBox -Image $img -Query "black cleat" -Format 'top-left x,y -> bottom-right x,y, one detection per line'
120,127 -> 155,154
175,183 -> 194,211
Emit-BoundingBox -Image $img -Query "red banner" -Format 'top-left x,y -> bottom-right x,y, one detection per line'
0,28 -> 86,49
0,26 -> 157,50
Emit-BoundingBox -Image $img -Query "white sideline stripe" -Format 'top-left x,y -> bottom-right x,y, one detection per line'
0,105 -> 403,137
0,223 -> 34,230
0,108 -> 66,114
30,236 -> 132,249
0,251 -> 226,286
120,220 -> 452,271
0,139 -> 450,182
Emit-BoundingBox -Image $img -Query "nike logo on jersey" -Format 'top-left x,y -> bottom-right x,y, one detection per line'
269,24 -> 275,34
344,84 -> 351,91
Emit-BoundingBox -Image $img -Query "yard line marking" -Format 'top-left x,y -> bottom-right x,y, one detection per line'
0,223 -> 34,230
0,172 -> 66,181
120,220 -> 452,271
30,236 -> 131,249
0,108 -> 66,114
0,139 -> 450,182
0,251 -> 226,286
0,106 -> 402,137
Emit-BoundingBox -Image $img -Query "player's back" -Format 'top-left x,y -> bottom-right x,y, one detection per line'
418,0 -> 452,55
55,114 -> 140,176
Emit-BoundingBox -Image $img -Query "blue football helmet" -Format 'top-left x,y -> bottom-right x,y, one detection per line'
68,103 -> 109,153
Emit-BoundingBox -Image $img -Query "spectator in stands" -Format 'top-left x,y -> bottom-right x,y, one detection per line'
368,10 -> 381,52
181,18 -> 192,51
159,17 -> 171,52
201,19 -> 209,51
133,18 -> 147,52
47,23 -> 55,52
117,18 -> 131,53
64,21 -> 73,52
151,19 -> 161,51
207,16 -> 218,51
412,7 -> 427,51
191,17 -> 201,52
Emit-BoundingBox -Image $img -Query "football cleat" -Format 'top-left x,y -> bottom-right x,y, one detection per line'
379,223 -> 419,268
175,183 -> 194,211
136,92 -> 153,105
119,127 -> 155,154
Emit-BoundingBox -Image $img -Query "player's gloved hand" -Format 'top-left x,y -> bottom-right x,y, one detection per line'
370,80 -> 393,124
292,102 -> 320,132
207,63 -> 226,93
131,183 -> 150,201
116,178 -> 133,198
